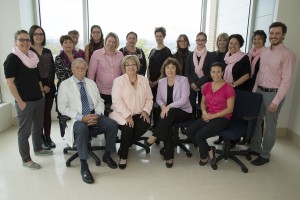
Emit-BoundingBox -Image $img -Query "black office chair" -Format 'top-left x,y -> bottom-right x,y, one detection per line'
212,90 -> 262,173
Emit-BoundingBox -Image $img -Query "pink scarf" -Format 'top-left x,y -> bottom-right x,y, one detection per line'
248,46 -> 266,76
193,47 -> 207,78
12,46 -> 39,68
224,50 -> 245,83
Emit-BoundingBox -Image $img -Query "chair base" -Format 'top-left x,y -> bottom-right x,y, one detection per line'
63,146 -> 105,167
213,139 -> 250,173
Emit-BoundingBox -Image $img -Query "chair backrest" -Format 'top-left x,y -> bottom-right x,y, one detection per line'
232,89 -> 262,122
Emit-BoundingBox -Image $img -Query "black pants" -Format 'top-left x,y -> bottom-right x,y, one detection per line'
186,118 -> 230,159
153,108 -> 192,160
119,114 -> 150,159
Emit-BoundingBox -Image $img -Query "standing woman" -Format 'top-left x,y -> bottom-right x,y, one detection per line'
186,32 -> 212,119
172,34 -> 191,76
88,32 -> 124,105
248,30 -> 267,90
145,58 -> 192,168
186,62 -> 235,167
109,55 -> 153,169
119,31 -> 147,76
211,32 -> 229,69
148,27 -> 171,129
29,25 -> 56,149
4,30 -> 53,170
84,25 -> 104,64
68,30 -> 85,58
223,34 -> 251,91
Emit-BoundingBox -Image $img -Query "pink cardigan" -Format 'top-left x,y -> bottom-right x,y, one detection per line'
109,74 -> 153,125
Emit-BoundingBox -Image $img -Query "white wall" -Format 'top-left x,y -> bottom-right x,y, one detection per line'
275,0 -> 300,136
0,0 -> 35,129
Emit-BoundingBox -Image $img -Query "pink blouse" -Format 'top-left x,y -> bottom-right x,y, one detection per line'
202,82 -> 235,119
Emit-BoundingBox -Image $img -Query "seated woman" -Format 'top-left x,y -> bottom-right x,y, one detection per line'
145,58 -> 192,168
186,62 -> 235,167
109,55 -> 153,169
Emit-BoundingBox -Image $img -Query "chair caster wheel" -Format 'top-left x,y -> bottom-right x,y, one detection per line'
186,152 -> 192,157
246,155 -> 252,161
242,167 -> 248,173
146,148 -> 150,153
211,164 -> 218,170
63,149 -> 68,154
66,162 -> 71,167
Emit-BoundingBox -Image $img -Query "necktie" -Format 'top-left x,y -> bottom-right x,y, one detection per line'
78,82 -> 90,115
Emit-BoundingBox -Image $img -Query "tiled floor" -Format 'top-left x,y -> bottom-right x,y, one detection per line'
0,121 -> 299,200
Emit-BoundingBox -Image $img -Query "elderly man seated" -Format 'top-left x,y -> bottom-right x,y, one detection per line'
58,58 -> 118,184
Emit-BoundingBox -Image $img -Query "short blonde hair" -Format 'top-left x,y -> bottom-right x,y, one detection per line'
121,55 -> 141,73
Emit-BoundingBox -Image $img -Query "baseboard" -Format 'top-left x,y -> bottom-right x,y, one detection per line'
286,129 -> 300,146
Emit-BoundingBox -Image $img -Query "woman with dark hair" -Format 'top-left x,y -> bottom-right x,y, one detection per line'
172,34 -> 191,75
4,30 -> 53,170
119,31 -> 147,76
84,25 -> 104,64
223,34 -> 251,91
145,58 -> 192,168
248,30 -> 267,90
29,25 -> 56,149
186,62 -> 235,167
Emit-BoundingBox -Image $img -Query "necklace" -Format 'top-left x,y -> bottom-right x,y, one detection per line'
129,76 -> 137,85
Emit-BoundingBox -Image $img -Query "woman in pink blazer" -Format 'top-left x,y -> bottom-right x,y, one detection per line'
145,58 -> 192,168
109,55 -> 153,169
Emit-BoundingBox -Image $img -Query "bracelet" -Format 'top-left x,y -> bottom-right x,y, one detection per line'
232,82 -> 236,88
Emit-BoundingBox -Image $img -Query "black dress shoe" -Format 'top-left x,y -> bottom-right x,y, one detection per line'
251,156 -> 269,166
118,160 -> 127,170
103,157 -> 118,169
144,140 -> 153,148
213,137 -> 223,144
81,170 -> 94,184
42,140 -> 50,150
46,136 -> 56,148
199,160 -> 208,166
166,161 -> 173,168
210,146 -> 216,165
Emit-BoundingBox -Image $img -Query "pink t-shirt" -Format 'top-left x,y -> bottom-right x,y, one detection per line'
202,82 -> 235,119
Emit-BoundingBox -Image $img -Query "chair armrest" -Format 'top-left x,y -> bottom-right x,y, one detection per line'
243,115 -> 257,121
57,115 -> 71,122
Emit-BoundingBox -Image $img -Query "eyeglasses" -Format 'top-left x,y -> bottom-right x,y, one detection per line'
33,33 -> 44,37
125,63 -> 137,67
196,39 -> 206,42
17,38 -> 31,43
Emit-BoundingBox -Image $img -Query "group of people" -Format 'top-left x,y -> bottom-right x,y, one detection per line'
3,21 -> 296,184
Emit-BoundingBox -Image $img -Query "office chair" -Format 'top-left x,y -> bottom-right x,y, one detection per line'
58,102 -> 113,167
212,90 -> 262,173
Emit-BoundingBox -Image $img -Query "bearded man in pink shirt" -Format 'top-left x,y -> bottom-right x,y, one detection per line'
249,22 -> 296,166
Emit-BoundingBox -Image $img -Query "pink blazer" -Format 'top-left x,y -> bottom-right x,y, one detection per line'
156,75 -> 192,113
109,74 -> 153,125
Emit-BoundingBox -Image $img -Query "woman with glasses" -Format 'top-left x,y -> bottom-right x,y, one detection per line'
186,32 -> 212,119
29,25 -> 56,150
4,30 -> 53,170
109,55 -> 153,169
84,25 -> 104,64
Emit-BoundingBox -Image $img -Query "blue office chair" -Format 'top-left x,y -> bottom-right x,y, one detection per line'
212,90 -> 262,173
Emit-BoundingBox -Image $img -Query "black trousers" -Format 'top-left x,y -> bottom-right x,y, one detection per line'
119,114 -> 150,159
153,108 -> 192,160
186,118 -> 230,159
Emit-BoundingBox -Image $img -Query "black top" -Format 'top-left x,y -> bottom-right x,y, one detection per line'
211,51 -> 227,70
230,55 -> 251,91
30,47 -> 56,97
4,53 -> 43,101
119,47 -> 147,76
172,48 -> 191,76
167,84 -> 174,105
185,51 -> 212,88
148,46 -> 171,81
